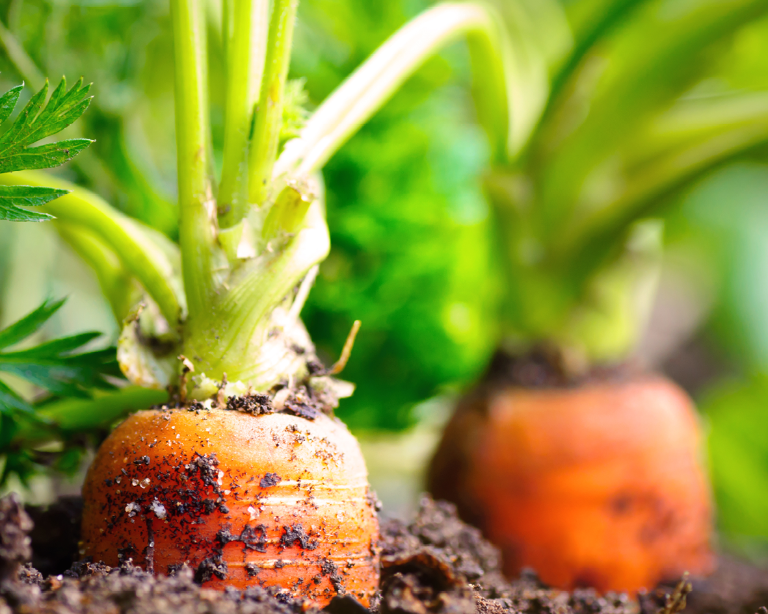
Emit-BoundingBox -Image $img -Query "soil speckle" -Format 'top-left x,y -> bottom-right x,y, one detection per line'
260,473 -> 282,488
280,524 -> 318,551
195,555 -> 228,583
228,394 -> 274,415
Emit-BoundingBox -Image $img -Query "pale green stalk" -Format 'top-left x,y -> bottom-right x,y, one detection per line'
182,199 -> 329,387
559,123 -> 768,283
218,0 -> 269,226
0,171 -> 183,327
13,387 -> 168,444
184,2 -> 515,384
0,19 -> 44,90
274,3 -> 512,179
546,0 -> 647,120
628,92 -> 768,166
170,0 -> 217,324
57,223 -> 140,322
248,0 -> 300,205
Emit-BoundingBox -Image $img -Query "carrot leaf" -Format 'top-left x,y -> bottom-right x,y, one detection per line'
0,79 -> 92,222
0,299 -> 120,406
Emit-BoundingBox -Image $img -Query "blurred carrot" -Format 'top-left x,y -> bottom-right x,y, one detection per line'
429,375 -> 712,593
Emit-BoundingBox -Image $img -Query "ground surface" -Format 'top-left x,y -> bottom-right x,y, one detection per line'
0,494 -> 765,614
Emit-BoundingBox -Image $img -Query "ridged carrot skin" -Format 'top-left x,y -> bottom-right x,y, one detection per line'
81,409 -> 380,606
428,375 -> 713,593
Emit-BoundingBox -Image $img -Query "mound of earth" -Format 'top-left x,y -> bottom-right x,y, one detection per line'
0,493 -> 764,614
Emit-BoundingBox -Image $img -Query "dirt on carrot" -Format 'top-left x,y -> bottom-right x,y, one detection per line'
1,494 -> 766,614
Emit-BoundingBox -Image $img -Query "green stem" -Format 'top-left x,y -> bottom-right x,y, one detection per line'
171,0 -> 217,324
518,0 -> 650,163
248,0 -> 299,205
274,2 -> 511,179
13,387 -> 168,445
549,0 -> 647,111
183,199 -> 329,387
56,223 -> 141,322
218,0 -> 269,226
559,122 -> 768,284
0,171 -> 183,327
627,91 -> 768,167
0,19 -> 44,90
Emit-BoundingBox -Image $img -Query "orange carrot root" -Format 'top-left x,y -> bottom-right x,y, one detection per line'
82,408 -> 380,606
428,375 -> 713,594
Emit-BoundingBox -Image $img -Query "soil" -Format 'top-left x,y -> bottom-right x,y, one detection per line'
0,493 -> 765,614
481,348 -> 636,390
170,385 -> 335,421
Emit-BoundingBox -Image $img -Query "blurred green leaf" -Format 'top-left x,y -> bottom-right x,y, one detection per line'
0,298 -> 65,350
0,378 -> 33,415
0,298 -> 123,485
548,0 -> 646,104
533,0 -> 768,246
703,374 -> 768,546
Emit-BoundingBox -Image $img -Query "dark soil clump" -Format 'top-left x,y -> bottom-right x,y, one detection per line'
380,498 -> 634,614
0,495 -> 32,580
1,494 -> 766,614
227,393 -> 274,415
482,348 -> 635,390
639,557 -> 768,614
157,384 -> 336,420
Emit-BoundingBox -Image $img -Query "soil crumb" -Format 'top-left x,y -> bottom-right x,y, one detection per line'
482,348 -> 634,389
170,386 -> 333,420
226,393 -> 274,415
0,494 -> 765,614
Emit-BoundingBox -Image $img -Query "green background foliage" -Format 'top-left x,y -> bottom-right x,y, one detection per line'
292,1 -> 497,430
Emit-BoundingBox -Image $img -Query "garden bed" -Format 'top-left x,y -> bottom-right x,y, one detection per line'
1,494 -> 766,614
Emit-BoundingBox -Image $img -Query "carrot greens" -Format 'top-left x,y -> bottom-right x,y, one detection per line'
0,299 -> 122,484
480,0 -> 768,370
0,79 -> 92,221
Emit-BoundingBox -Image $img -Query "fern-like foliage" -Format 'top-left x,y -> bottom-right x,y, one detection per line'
0,78 -> 93,222
0,299 -> 120,483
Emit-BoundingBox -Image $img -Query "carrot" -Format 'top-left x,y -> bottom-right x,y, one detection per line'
81,407 -> 380,606
428,375 -> 713,593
